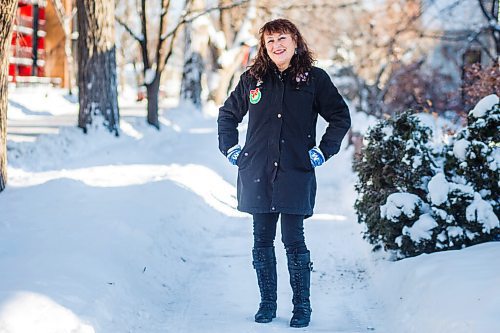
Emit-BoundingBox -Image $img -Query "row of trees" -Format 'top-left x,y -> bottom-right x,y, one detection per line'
0,0 -> 255,192
115,0 -> 255,128
0,0 -> 498,193
111,0 -> 498,124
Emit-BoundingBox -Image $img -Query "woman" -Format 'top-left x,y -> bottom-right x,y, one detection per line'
217,18 -> 350,328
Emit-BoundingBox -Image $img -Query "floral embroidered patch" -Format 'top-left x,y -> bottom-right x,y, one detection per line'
296,71 -> 309,83
249,88 -> 261,104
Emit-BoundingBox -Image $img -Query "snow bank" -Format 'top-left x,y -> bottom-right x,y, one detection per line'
7,87 -> 78,119
0,292 -> 94,333
374,242 -> 500,333
2,100 -> 245,332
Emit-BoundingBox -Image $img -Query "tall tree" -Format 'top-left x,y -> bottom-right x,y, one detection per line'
77,0 -> 120,135
0,0 -> 17,192
117,0 -> 190,129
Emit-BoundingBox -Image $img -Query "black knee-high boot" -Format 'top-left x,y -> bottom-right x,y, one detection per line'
287,251 -> 312,328
252,247 -> 277,323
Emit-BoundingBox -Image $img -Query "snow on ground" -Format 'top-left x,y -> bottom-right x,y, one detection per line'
1,88 -> 499,332
374,243 -> 500,333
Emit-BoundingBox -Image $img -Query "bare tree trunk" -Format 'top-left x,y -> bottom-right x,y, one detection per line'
77,0 -> 120,135
146,76 -> 160,128
0,0 -> 17,192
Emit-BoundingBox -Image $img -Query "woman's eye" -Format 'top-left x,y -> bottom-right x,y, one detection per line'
267,40 -> 274,44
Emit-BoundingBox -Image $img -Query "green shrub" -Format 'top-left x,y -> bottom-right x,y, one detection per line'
354,95 -> 499,259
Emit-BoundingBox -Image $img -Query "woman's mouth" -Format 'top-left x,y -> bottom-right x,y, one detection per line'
274,49 -> 286,55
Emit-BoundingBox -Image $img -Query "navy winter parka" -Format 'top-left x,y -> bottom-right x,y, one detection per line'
217,66 -> 351,217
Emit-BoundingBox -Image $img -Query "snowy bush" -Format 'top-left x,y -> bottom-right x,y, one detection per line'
428,174 -> 498,250
435,95 -> 500,248
354,96 -> 500,259
444,95 -> 499,215
353,111 -> 436,257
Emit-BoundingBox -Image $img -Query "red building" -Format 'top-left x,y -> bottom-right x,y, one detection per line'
9,0 -> 74,87
9,0 -> 47,83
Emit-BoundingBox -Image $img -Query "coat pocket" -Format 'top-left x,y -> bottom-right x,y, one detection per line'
302,148 -> 314,172
237,148 -> 252,170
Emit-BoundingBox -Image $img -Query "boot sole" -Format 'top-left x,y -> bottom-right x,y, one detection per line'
290,323 -> 309,328
255,313 -> 276,323
255,313 -> 276,324
255,318 -> 273,323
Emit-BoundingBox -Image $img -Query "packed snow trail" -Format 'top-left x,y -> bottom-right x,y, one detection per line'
2,100 -> 385,332
123,108 -> 385,332
161,214 -> 383,333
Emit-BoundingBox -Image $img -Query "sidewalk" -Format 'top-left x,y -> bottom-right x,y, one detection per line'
7,93 -> 148,143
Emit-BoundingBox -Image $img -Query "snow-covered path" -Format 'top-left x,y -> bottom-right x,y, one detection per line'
3,89 -> 500,333
167,214 -> 383,333
2,98 -> 386,332
143,108 -> 384,332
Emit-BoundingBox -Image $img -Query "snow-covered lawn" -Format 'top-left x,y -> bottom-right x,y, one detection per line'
1,88 -> 498,332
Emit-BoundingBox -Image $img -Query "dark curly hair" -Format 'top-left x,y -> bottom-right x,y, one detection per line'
249,18 -> 315,81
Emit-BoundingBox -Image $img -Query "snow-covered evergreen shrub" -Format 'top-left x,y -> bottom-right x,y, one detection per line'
444,95 -> 499,215
435,95 -> 500,246
353,111 -> 436,257
427,173 -> 498,250
354,95 -> 500,259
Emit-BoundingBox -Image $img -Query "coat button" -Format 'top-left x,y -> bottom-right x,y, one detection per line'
281,139 -> 285,143
244,152 -> 249,156
307,134 -> 311,138
273,162 -> 278,167
271,207 -> 276,211
277,113 -> 282,118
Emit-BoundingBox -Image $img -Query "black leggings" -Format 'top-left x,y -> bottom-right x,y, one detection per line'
253,213 -> 308,254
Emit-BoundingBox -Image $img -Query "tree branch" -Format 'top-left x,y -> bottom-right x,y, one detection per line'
155,0 -> 171,76
115,16 -> 142,42
139,0 -> 150,72
160,0 -> 250,41
478,0 -> 493,21
161,0 -> 193,72
276,1 -> 360,11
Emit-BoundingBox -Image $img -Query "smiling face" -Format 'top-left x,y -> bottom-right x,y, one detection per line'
264,32 -> 297,72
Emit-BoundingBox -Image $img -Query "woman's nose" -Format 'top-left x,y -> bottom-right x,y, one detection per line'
271,40 -> 282,48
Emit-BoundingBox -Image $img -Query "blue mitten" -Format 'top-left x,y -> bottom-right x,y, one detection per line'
226,145 -> 241,165
309,146 -> 325,168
